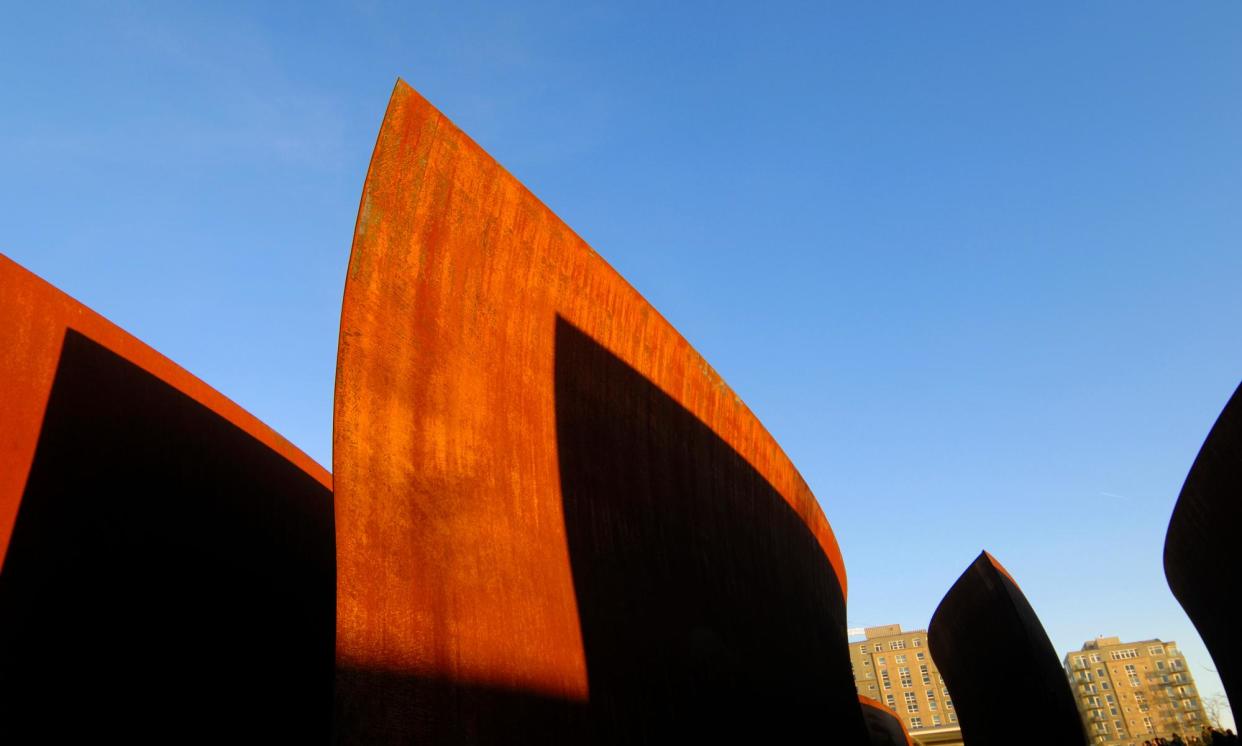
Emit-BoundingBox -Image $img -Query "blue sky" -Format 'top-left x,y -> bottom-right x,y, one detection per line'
4,1 -> 1240,726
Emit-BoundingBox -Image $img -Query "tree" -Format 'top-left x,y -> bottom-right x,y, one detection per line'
1202,693 -> 1230,731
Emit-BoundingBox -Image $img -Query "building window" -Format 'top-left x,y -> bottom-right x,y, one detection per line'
1090,654 -> 1102,663
878,656 -> 886,665
1148,646 -> 1164,656
932,715 -> 941,727
875,643 -> 882,652
910,717 -> 923,729
899,667 -> 913,688
881,670 -> 892,690
912,638 -> 922,648
886,694 -> 896,710
1110,649 -> 1139,660
1142,717 -> 1153,734
926,690 -> 937,710
1156,660 -> 1166,670
891,640 -> 906,650
895,654 -> 907,664
904,692 -> 918,712
948,713 -> 957,723
916,652 -> 926,661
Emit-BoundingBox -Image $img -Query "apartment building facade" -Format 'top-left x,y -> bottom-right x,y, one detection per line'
1065,636 -> 1207,745
849,624 -> 963,745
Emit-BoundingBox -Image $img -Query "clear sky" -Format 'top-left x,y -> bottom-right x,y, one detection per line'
4,1 -> 1239,728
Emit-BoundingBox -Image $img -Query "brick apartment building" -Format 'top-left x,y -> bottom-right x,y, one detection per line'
849,624 -> 963,745
1065,635 -> 1207,745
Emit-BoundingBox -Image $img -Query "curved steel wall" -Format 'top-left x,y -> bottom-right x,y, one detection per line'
859,695 -> 915,746
929,551 -> 1086,746
1165,382 -> 1242,714
0,255 -> 335,741
333,80 -> 863,744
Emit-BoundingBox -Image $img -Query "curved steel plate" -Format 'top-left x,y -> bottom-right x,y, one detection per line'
334,80 -> 860,743
0,254 -> 333,741
859,695 -> 915,746
1165,382 -> 1242,713
928,551 -> 1085,746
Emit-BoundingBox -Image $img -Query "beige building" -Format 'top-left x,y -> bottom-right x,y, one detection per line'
849,624 -> 963,746
1065,636 -> 1207,745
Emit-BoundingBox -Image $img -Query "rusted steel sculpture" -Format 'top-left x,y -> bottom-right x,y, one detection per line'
1165,382 -> 1242,713
334,79 -> 865,743
859,695 -> 915,746
928,551 -> 1086,746
0,255 -> 334,742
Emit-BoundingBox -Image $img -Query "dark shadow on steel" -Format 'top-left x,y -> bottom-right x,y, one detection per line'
859,695 -> 914,746
332,670 -> 591,744
1165,381 -> 1242,714
331,320 -> 870,745
928,551 -> 1086,746
553,317 -> 866,743
0,330 -> 335,742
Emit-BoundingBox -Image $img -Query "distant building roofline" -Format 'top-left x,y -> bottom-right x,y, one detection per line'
861,623 -> 930,640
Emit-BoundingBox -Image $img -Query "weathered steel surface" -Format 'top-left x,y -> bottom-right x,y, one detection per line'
928,552 -> 1086,746
0,254 -> 334,741
334,79 -> 862,743
1165,382 -> 1242,714
859,695 -> 915,746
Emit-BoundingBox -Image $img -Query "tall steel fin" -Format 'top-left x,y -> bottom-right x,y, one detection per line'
929,551 -> 1087,746
333,79 -> 864,744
